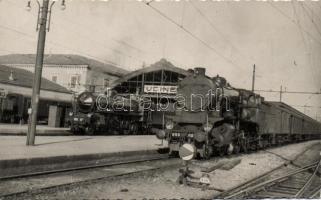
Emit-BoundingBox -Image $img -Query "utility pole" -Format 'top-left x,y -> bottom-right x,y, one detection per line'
279,85 -> 283,102
27,0 -> 49,146
26,0 -> 65,146
251,64 -> 255,92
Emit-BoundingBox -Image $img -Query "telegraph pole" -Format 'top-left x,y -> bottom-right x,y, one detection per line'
251,64 -> 255,92
26,0 -> 65,145
27,0 -> 49,146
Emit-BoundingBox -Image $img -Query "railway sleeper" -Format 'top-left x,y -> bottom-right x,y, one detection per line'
279,182 -> 307,190
307,185 -> 321,197
305,183 -> 321,193
277,184 -> 305,190
290,178 -> 310,183
288,178 -> 310,184
266,187 -> 299,195
293,172 -> 312,177
254,191 -> 295,198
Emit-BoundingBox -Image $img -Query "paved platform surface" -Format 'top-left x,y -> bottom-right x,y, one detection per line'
0,135 -> 167,160
0,124 -> 71,135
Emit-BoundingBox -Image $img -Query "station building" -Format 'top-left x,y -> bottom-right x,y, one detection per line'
0,55 -> 191,128
0,54 -> 128,93
0,64 -> 72,127
110,58 -> 191,126
111,58 -> 190,95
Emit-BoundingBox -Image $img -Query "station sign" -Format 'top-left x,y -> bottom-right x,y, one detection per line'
144,85 -> 177,94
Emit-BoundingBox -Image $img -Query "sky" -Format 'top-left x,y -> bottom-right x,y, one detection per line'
0,0 -> 320,120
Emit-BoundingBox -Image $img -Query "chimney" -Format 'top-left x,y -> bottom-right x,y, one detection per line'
9,70 -> 14,81
194,67 -> 206,76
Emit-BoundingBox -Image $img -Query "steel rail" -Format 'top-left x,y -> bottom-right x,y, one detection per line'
213,142 -> 320,198
0,156 -> 178,198
295,160 -> 320,198
0,163 -> 176,198
0,155 -> 169,181
309,185 -> 321,198
223,161 -> 320,199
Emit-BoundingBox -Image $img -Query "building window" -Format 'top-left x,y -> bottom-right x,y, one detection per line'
70,75 -> 80,88
52,76 -> 57,83
104,79 -> 109,88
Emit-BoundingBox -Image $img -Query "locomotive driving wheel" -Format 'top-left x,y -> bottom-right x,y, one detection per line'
129,123 -> 138,135
85,126 -> 95,135
233,144 -> 240,154
218,146 -> 227,156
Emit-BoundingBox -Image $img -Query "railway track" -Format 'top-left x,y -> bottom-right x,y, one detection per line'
0,154 -> 168,181
217,160 -> 321,199
1,142 -> 318,199
0,155 -> 177,199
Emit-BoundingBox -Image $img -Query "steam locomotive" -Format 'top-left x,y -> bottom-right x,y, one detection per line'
155,68 -> 321,159
69,90 -> 152,135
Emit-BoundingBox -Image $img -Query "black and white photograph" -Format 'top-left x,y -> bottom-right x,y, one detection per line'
0,0 -> 320,199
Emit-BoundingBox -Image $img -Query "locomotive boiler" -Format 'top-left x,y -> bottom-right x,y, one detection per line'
70,90 -> 151,135
156,67 -> 321,159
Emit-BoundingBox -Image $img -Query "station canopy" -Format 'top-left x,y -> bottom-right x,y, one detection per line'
110,59 -> 191,97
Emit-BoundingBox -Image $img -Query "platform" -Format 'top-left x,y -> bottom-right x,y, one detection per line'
0,123 -> 71,136
0,135 -> 168,177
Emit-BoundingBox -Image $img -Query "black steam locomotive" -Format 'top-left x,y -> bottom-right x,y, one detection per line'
69,90 -> 152,135
155,68 -> 321,159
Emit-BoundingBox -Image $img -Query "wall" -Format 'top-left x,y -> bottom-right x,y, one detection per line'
0,83 -> 72,102
9,64 -> 122,94
7,64 -> 88,93
86,70 -> 120,92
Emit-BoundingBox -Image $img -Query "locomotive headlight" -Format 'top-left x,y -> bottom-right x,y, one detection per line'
203,124 -> 213,132
87,113 -> 93,118
83,97 -> 93,104
69,112 -> 73,116
165,120 -> 174,130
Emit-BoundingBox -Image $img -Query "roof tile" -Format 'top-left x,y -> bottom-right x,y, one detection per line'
0,65 -> 71,94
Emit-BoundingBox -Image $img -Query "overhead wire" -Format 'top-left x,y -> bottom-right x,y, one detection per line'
4,0 -> 187,70
271,2 -> 321,118
189,1 -> 253,66
298,2 -> 321,38
290,105 -> 321,109
291,1 -> 318,87
47,0 -> 187,69
302,2 -> 321,27
0,24 -> 128,69
3,0 -> 145,68
188,1 -> 285,88
142,1 -> 246,73
268,2 -> 321,46
254,89 -> 321,95
180,2 -> 186,27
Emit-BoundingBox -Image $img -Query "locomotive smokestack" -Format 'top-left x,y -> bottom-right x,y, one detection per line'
194,68 -> 206,76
